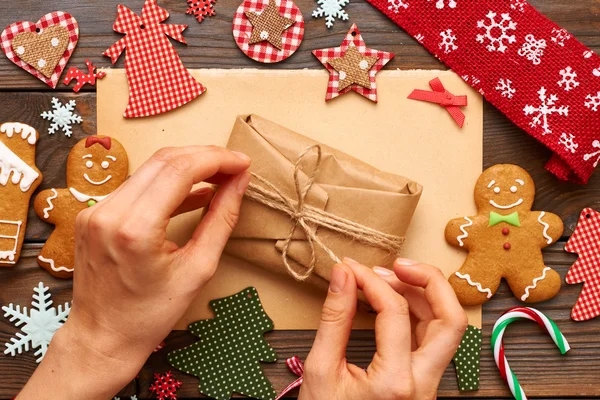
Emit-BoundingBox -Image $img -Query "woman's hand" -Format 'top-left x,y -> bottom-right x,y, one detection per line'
300,258 -> 468,400
19,146 -> 251,400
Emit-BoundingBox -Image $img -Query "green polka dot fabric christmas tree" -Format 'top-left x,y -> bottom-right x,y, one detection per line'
453,325 -> 482,392
167,287 -> 277,400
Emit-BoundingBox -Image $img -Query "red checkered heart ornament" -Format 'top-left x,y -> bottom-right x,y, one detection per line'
1,12 -> 79,88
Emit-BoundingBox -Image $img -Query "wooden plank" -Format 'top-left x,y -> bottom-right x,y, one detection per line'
0,243 -> 598,398
0,0 -> 598,90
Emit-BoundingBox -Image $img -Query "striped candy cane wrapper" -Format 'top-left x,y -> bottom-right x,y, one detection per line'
492,306 -> 570,400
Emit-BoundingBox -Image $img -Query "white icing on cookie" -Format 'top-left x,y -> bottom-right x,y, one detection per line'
43,188 -> 58,219
38,255 -> 74,273
521,267 -> 551,301
69,187 -> 108,203
83,173 -> 112,185
0,219 -> 21,264
489,198 -> 523,209
515,179 -> 525,185
82,154 -> 92,159
487,180 -> 496,188
457,216 -> 473,247
106,155 -> 116,161
537,211 -> 552,244
0,122 -> 37,145
455,272 -> 493,298
0,141 -> 40,192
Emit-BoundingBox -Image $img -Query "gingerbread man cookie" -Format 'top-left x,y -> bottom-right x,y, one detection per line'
446,164 -> 563,306
34,136 -> 128,278
0,122 -> 42,266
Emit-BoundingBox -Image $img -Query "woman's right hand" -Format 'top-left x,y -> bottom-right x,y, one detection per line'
299,257 -> 468,400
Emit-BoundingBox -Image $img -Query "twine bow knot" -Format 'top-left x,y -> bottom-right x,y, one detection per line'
408,77 -> 468,127
245,145 -> 405,281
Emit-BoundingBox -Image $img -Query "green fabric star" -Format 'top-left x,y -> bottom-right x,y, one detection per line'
167,287 -> 277,400
453,325 -> 482,392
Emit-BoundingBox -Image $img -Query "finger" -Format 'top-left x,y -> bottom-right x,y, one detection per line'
179,171 -> 250,282
342,258 -> 411,373
171,186 -> 215,218
129,148 -> 250,226
308,264 -> 357,374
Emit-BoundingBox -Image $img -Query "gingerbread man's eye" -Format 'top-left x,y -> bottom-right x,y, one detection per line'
493,187 -> 500,194
510,186 -> 517,193
85,160 -> 93,168
101,161 -> 110,169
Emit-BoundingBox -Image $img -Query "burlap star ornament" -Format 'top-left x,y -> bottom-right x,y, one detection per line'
245,0 -> 295,50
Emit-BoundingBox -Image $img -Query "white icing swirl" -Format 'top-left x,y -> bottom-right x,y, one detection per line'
455,272 -> 493,298
521,267 -> 551,301
537,211 -> 552,244
38,255 -> 74,273
457,216 -> 473,247
43,189 -> 58,219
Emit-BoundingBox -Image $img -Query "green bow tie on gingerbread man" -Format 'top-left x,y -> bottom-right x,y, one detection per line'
489,211 -> 520,227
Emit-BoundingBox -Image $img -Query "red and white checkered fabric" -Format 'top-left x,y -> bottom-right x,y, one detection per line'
565,208 -> 600,321
103,0 -> 205,118
1,12 -> 78,88
312,24 -> 394,102
232,0 -> 304,64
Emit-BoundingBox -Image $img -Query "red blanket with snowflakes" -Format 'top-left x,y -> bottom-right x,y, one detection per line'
365,0 -> 600,184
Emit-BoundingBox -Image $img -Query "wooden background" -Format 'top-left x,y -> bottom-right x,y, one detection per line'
1,0 -> 600,398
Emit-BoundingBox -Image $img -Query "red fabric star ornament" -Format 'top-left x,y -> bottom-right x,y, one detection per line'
312,24 -> 394,102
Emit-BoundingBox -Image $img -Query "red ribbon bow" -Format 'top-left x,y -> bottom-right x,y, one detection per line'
85,136 -> 112,150
275,356 -> 305,400
408,78 -> 468,128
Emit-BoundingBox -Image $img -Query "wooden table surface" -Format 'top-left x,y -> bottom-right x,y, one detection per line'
1,0 -> 599,398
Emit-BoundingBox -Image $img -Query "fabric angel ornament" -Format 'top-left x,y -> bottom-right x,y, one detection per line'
103,0 -> 206,118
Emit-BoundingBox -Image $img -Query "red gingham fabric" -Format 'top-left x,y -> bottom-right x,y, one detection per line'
565,208 -> 600,321
275,356 -> 304,400
232,0 -> 304,63
312,24 -> 394,102
365,0 -> 600,183
1,12 -> 79,88
103,0 -> 206,118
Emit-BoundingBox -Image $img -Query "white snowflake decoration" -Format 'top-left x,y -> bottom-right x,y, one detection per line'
387,0 -> 409,14
559,133 -> 578,154
551,27 -> 571,47
476,11 -> 517,53
496,78 -> 516,99
584,140 -> 600,167
557,67 -> 579,92
415,33 -> 425,43
2,282 -> 71,363
518,34 -> 546,65
429,0 -> 456,9
585,92 -> 600,111
312,0 -> 350,27
439,29 -> 458,54
510,0 -> 527,12
523,87 -> 569,135
40,97 -> 82,137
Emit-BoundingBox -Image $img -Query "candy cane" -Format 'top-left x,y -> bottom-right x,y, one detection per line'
491,306 -> 570,400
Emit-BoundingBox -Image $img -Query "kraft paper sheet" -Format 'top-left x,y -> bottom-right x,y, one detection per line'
97,69 -> 483,329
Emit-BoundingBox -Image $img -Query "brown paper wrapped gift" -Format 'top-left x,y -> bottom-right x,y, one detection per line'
224,114 -> 423,290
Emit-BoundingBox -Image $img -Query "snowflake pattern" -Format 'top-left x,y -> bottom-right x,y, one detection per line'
510,0 -> 527,12
439,29 -> 458,54
40,97 -> 82,137
186,0 -> 216,23
2,282 -> 70,363
585,92 -> 600,111
313,0 -> 350,28
429,0 -> 456,9
496,78 -> 516,99
387,0 -> 409,14
523,87 -> 569,135
551,27 -> 571,47
583,140 -> 600,167
149,371 -> 182,400
415,33 -> 425,43
559,133 -> 578,154
476,11 -> 517,53
518,34 -> 546,65
557,67 -> 580,92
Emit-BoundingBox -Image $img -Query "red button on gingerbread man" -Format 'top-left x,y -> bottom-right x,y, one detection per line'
445,164 -> 563,306
34,136 -> 128,278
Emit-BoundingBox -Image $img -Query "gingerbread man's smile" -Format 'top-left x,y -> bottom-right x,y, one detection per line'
489,198 -> 523,209
83,173 -> 112,185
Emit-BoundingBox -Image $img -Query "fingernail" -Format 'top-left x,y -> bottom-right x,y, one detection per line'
237,172 -> 251,195
373,266 -> 394,276
329,266 -> 347,293
342,257 -> 360,267
193,186 -> 213,195
232,151 -> 251,162
396,258 -> 419,266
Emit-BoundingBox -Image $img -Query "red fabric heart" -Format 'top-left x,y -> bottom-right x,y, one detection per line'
1,11 -> 79,88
